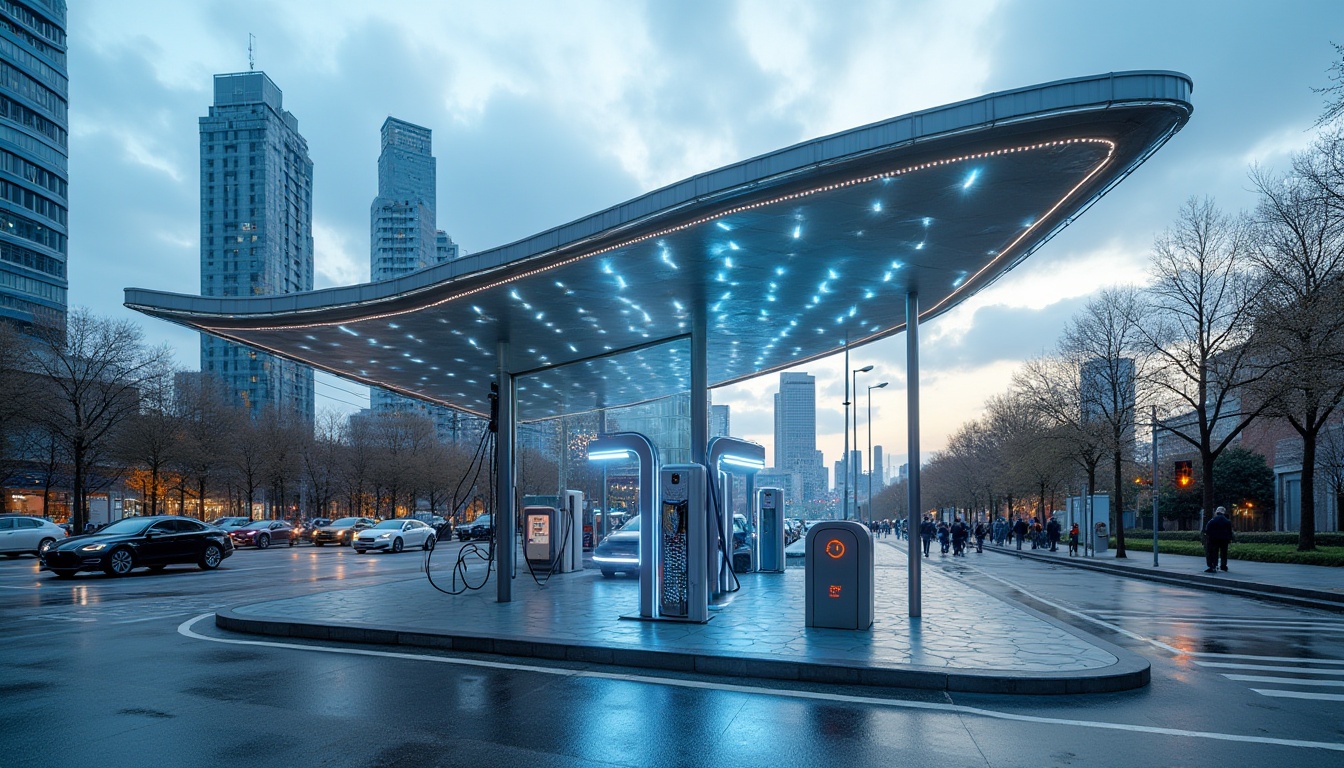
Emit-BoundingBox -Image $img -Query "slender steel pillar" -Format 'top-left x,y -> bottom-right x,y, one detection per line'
842,346 -> 851,520
1152,404 -> 1160,567
495,342 -> 514,603
906,292 -> 921,618
692,315 -> 708,467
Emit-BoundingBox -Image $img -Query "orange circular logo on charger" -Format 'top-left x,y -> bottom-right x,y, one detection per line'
825,538 -> 846,559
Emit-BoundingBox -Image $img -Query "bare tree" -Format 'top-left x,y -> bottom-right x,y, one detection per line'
27,309 -> 173,531
1058,287 -> 1148,557
114,367 -> 179,516
1133,198 -> 1269,528
172,373 -> 234,519
1247,160 -> 1344,550
302,410 -> 343,519
1015,354 -> 1110,524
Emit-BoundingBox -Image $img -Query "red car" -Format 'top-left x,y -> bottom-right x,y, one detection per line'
228,520 -> 294,549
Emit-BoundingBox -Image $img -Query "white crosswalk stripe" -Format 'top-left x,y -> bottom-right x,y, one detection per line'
1223,675 -> 1344,687
1251,689 -> 1344,702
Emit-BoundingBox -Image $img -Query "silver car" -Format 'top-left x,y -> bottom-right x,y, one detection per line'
0,516 -> 68,558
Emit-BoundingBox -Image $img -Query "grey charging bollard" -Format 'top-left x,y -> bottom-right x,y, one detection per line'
805,520 -> 875,630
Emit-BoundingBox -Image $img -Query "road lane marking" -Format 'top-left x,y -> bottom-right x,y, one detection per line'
178,614 -> 1344,753
1252,689 -> 1344,702
1194,662 -> 1344,675
1224,675 -> 1344,687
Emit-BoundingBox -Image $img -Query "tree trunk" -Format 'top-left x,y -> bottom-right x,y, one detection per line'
1300,431 -> 1318,551
1201,448 -> 1216,532
72,444 -> 86,532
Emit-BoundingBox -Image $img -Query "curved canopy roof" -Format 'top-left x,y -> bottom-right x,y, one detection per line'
127,71 -> 1192,420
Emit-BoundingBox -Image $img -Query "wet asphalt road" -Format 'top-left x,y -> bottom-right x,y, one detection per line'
1,538 -> 1342,767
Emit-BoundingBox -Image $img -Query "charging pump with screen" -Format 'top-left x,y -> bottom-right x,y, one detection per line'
523,493 -> 583,575
757,487 -> 786,573
805,520 -> 874,630
655,464 -> 708,623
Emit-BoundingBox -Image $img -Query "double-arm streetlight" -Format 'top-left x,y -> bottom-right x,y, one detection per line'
867,382 -> 888,523
844,363 -> 873,520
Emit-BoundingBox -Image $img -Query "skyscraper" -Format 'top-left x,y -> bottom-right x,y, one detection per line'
0,0 -> 67,331
199,71 -> 314,426
368,118 -> 469,437
710,404 -> 730,438
774,372 -> 826,502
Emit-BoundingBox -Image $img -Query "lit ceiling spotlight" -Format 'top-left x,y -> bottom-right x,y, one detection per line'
872,202 -> 882,212
963,169 -> 979,189
775,267 -> 786,276
882,271 -> 893,282
729,242 -> 740,251
388,322 -> 399,329
828,269 -> 839,280
724,256 -> 734,268
616,275 -> 627,289
661,249 -> 678,269
922,217 -> 932,227
510,289 -> 522,300
792,225 -> 802,239
601,261 -> 614,275
338,325 -> 359,336
716,221 -> 732,231
952,271 -> 968,288
915,241 -> 925,250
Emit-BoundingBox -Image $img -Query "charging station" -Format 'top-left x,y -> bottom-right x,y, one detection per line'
757,487 -> 785,573
805,520 -> 874,630
655,464 -> 708,623
523,494 -> 583,574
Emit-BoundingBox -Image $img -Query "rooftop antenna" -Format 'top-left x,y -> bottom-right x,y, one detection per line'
248,33 -> 255,71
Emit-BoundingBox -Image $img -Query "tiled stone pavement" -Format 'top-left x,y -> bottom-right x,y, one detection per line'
229,539 -> 1117,674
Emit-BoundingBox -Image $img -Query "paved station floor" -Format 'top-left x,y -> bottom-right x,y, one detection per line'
218,540 -> 1147,693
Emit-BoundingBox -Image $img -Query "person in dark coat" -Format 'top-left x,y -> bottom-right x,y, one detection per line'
950,518 -> 968,556
920,517 -> 936,557
936,520 -> 951,555
1046,517 -> 1062,552
1203,506 -> 1234,573
1012,518 -> 1029,550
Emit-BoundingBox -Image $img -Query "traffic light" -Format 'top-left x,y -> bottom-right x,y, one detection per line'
1174,460 -> 1193,488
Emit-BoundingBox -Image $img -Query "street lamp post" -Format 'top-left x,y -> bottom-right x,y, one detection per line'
847,363 -> 873,520
867,382 -> 887,525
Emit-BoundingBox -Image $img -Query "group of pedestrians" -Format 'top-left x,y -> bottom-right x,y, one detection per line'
870,519 -> 908,539
915,516 -> 987,557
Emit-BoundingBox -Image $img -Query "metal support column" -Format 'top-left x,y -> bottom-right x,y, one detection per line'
1151,404 -> 1160,567
906,292 -> 921,618
691,314 -> 708,467
495,342 -> 514,603
842,346 -> 851,520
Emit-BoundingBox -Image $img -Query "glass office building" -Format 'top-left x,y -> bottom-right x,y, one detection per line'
0,0 -> 67,331
199,71 -> 314,426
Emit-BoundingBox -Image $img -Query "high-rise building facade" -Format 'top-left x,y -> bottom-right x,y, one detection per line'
0,0 -> 67,330
199,71 -> 314,426
368,117 -> 472,438
710,404 -> 730,438
774,372 -> 826,502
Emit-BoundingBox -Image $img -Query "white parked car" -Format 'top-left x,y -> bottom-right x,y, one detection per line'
353,519 -> 436,554
0,515 -> 68,557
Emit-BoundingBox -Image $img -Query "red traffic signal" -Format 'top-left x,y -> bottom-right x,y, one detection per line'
1174,460 -> 1193,488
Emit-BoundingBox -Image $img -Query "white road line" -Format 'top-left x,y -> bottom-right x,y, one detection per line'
1093,616 -> 1344,629
176,614 -> 1344,753
1252,689 -> 1344,702
1224,675 -> 1344,687
1194,662 -> 1344,675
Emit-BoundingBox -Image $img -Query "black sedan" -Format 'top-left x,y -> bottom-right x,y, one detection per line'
455,514 -> 494,542
41,516 -> 234,578
311,517 -> 376,546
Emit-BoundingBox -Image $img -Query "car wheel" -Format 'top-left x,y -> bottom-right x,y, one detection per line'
391,538 -> 403,553
51,569 -> 76,579
423,535 -> 435,551
105,547 -> 134,577
354,548 -> 366,554
601,568 -> 615,578
314,541 -> 324,547
288,537 -> 295,547
255,534 -> 270,549
37,537 -> 56,555
733,553 -> 751,573
200,543 -> 223,570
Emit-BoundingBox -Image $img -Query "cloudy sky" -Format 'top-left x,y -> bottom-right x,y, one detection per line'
68,0 -> 1343,480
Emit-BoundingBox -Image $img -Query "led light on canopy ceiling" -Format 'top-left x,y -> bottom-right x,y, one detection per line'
721,454 -> 766,470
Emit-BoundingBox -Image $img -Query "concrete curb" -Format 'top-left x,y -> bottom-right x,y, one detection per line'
214,604 -> 1149,696
985,545 -> 1344,613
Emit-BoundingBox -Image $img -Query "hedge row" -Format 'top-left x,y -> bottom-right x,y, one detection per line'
1122,529 -> 1344,547
1112,538 -> 1344,567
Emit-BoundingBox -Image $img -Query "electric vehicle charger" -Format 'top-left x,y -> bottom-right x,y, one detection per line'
706,470 -> 742,596
426,413 -> 500,596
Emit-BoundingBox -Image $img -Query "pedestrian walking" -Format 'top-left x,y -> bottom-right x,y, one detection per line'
1202,506 -> 1234,573
1046,517 -> 1061,552
951,518 -> 968,556
920,517 -> 936,557
1012,517 -> 1028,550
1068,522 -> 1080,556
973,521 -> 986,553
937,520 -> 950,555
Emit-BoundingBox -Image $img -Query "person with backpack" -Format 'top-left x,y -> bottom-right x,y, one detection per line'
973,521 -> 987,553
936,520 -> 951,555
1068,522 -> 1080,556
950,518 -> 969,556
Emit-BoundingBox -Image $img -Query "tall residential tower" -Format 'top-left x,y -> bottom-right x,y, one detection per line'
199,71 -> 314,426
0,0 -> 67,330
774,372 -> 826,504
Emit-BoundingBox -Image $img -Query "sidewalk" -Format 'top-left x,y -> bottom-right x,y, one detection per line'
215,541 -> 1149,694
986,540 -> 1344,611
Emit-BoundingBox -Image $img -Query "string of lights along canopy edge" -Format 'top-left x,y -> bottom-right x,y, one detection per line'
125,71 -> 1193,421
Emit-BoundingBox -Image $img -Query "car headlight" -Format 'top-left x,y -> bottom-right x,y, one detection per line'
79,543 -> 107,552
377,533 -> 391,539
